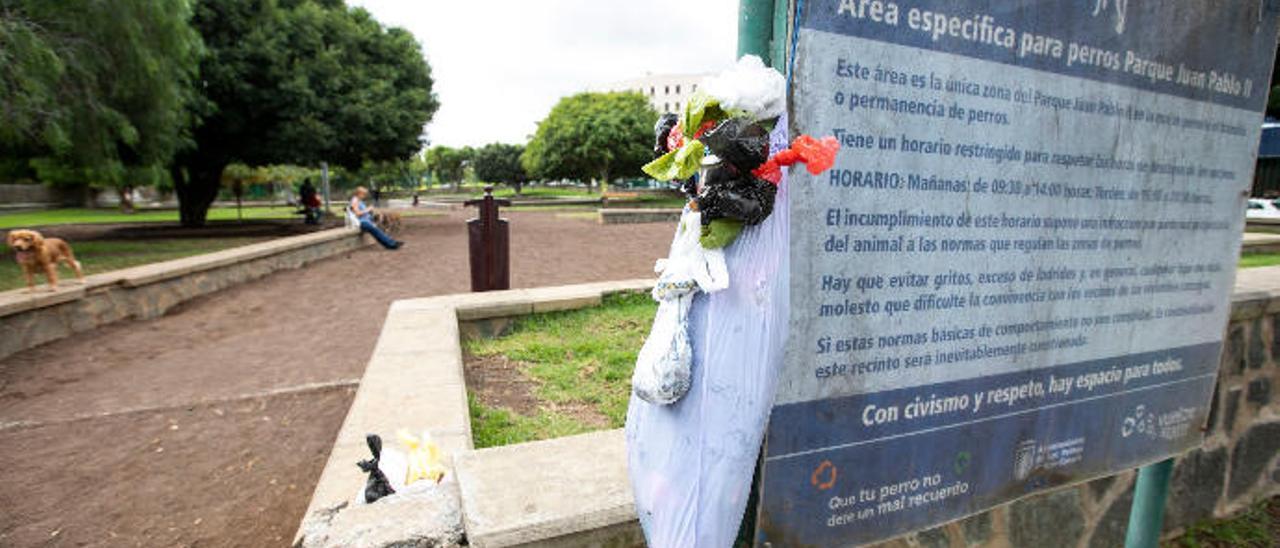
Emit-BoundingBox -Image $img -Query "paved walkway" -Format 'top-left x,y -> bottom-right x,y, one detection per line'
0,210 -> 671,547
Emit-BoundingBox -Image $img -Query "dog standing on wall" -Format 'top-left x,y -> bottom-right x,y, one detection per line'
6,229 -> 85,292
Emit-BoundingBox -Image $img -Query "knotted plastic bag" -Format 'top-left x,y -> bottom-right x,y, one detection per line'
398,429 -> 447,485
696,164 -> 777,228
632,209 -> 728,405
356,434 -> 395,503
654,113 -> 679,156
701,118 -> 771,173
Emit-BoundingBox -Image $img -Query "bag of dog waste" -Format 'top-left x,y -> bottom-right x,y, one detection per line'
356,434 -> 395,503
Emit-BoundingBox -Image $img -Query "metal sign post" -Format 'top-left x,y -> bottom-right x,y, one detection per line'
1124,458 -> 1175,548
464,186 -> 512,292
321,161 -> 331,218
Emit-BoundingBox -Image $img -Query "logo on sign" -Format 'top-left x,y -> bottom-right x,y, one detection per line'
1121,404 -> 1155,438
1122,404 -> 1198,441
811,460 -> 838,491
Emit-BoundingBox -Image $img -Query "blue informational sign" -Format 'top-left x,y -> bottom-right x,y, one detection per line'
759,1 -> 1280,545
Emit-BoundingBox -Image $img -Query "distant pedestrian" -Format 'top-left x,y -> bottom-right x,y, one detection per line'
349,186 -> 402,250
299,179 -> 321,224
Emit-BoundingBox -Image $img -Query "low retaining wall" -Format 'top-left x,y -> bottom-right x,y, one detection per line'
293,281 -> 653,548
1247,219 -> 1280,234
1243,232 -> 1280,254
0,183 -> 83,210
0,227 -> 368,360
298,266 -> 1280,548
598,208 -> 681,225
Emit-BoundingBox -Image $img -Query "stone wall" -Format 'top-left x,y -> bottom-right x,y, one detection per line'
0,228 -> 368,360
874,267 -> 1280,548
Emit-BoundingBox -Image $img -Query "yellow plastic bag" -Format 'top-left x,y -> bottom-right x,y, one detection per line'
397,429 -> 446,485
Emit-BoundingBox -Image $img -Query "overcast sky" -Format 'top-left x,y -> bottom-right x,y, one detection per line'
349,0 -> 738,148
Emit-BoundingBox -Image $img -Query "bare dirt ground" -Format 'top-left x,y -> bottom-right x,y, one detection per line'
0,209 -> 670,547
463,354 -> 542,416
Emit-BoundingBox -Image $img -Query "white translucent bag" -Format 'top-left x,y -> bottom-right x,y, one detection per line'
632,210 -> 728,405
625,117 -> 791,547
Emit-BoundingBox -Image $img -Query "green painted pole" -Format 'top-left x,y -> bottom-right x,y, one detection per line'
738,0 -> 775,67
1123,458 -> 1175,548
769,0 -> 789,72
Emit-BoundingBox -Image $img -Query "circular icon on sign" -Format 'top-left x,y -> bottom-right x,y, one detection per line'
811,460 -> 838,491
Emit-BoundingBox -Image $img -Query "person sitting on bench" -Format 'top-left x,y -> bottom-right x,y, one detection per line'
349,186 -> 402,250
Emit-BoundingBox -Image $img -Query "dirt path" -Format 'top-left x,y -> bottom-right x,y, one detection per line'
0,210 -> 671,547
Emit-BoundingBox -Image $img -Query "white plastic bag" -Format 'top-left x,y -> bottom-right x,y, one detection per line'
702,55 -> 786,120
632,210 -> 728,405
625,114 -> 791,546
354,431 -> 449,505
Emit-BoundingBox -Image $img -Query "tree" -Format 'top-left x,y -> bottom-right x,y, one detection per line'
351,158 -> 424,193
220,163 -> 269,221
0,0 -> 202,209
174,0 -> 438,226
522,92 -> 656,193
425,145 -> 467,189
473,143 -> 527,193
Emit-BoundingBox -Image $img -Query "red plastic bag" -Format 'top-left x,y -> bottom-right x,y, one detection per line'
791,135 -> 839,174
750,135 -> 840,184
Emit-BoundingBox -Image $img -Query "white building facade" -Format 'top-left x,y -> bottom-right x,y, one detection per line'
596,73 -> 711,115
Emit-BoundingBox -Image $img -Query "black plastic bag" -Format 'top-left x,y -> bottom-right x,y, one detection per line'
357,434 -> 396,503
701,118 -> 770,173
696,164 -> 776,226
654,113 -> 680,156
679,174 -> 699,200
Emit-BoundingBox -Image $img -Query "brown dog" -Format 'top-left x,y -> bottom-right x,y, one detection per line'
6,229 -> 85,292
374,210 -> 403,234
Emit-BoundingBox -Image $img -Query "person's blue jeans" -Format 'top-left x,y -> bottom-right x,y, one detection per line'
359,219 -> 399,249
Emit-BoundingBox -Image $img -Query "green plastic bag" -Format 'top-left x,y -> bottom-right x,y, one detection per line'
699,218 -> 744,249
643,140 -> 705,182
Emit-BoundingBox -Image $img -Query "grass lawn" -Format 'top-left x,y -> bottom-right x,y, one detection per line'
489,186 -> 595,199
464,292 -> 656,448
1171,496 -> 1279,547
0,206 -> 442,230
0,206 -> 300,229
0,237 -> 265,292
1240,252 -> 1280,269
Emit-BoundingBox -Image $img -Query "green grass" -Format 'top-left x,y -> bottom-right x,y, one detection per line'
1240,252 -> 1280,269
1171,496 -> 1278,547
467,394 -> 600,448
0,237 -> 264,291
0,206 -> 443,230
0,206 -> 301,229
464,292 -> 657,448
490,186 -> 596,199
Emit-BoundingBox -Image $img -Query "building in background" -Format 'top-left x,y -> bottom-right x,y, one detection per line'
595,73 -> 711,114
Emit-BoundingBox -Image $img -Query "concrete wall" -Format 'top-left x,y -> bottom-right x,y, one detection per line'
0,228 -> 368,360
872,266 -> 1280,548
0,184 -> 83,209
597,208 -> 681,225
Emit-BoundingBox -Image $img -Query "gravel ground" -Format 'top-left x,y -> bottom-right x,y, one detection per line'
0,209 -> 672,547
